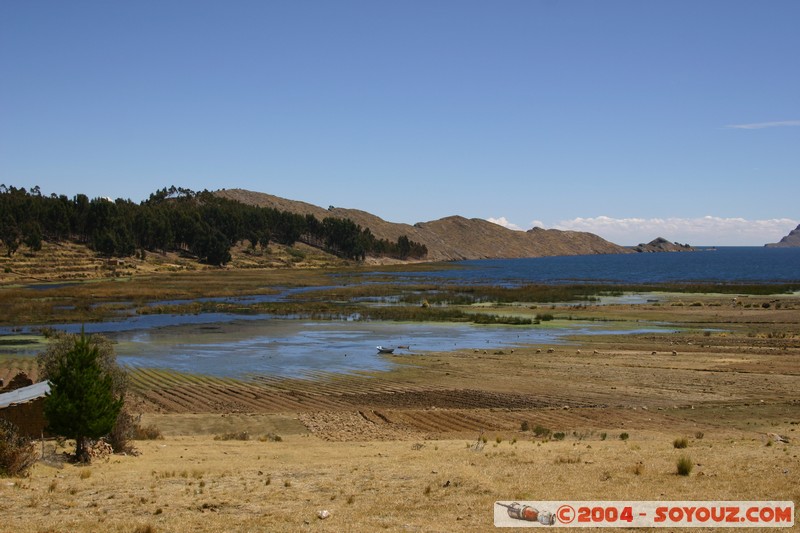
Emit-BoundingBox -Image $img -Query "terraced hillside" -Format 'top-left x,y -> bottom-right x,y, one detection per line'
0,240 -> 344,284
0,242 -> 114,281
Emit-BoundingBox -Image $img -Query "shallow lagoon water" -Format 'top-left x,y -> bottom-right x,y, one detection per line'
111,318 -> 666,379
0,303 -> 668,379
1,312 -> 667,379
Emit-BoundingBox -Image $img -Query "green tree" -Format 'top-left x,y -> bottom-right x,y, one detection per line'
42,333 -> 124,461
38,332 -> 128,397
192,226 -> 232,266
397,235 -> 411,259
22,221 -> 43,251
0,214 -> 21,257
92,227 -> 118,256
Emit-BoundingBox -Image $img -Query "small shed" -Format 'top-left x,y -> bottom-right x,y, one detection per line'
0,381 -> 51,437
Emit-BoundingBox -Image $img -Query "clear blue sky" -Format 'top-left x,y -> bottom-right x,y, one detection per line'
1,1 -> 798,245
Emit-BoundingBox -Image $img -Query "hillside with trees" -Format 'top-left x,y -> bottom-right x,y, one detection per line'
0,185 -> 427,267
1,184 -> 632,275
216,189 -> 631,261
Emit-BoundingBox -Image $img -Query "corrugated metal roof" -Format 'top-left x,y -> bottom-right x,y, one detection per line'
0,381 -> 50,409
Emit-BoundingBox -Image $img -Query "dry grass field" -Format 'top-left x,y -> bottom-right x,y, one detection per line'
1,290 -> 799,531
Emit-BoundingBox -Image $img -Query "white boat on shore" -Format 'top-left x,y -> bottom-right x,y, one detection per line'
376,346 -> 394,354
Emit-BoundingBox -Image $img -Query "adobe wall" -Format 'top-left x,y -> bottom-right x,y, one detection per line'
0,398 -> 48,438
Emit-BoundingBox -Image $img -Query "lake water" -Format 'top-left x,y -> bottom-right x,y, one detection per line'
3,247 -> 796,379
374,247 -> 800,285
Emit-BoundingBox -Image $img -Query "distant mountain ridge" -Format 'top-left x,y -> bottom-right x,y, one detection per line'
214,189 -> 632,261
765,225 -> 800,248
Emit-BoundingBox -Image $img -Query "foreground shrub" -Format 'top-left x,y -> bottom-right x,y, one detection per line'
676,455 -> 693,476
0,419 -> 38,477
134,424 -> 163,440
108,408 -> 141,453
533,425 -> 551,438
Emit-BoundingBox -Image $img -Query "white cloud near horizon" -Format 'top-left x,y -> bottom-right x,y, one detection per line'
487,217 -> 525,231
549,216 -> 799,246
489,217 -> 548,231
726,120 -> 800,129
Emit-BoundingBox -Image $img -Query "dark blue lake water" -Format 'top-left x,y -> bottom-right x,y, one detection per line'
379,247 -> 800,285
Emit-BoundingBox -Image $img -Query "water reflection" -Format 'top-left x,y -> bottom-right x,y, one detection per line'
111,318 -> 663,379
112,319 -> 546,378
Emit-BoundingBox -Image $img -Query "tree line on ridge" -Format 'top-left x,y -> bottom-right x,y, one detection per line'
0,185 -> 427,265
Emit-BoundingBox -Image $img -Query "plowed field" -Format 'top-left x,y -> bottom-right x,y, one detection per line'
120,330 -> 799,443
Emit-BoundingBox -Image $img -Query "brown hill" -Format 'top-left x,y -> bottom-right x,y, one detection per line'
215,189 -> 631,261
765,224 -> 800,247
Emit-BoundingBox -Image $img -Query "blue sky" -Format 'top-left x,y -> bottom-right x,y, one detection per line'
1,1 -> 798,246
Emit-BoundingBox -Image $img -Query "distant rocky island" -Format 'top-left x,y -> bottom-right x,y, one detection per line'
633,237 -> 696,253
765,225 -> 800,248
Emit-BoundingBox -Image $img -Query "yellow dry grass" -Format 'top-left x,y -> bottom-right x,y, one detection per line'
1,428 -> 797,532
